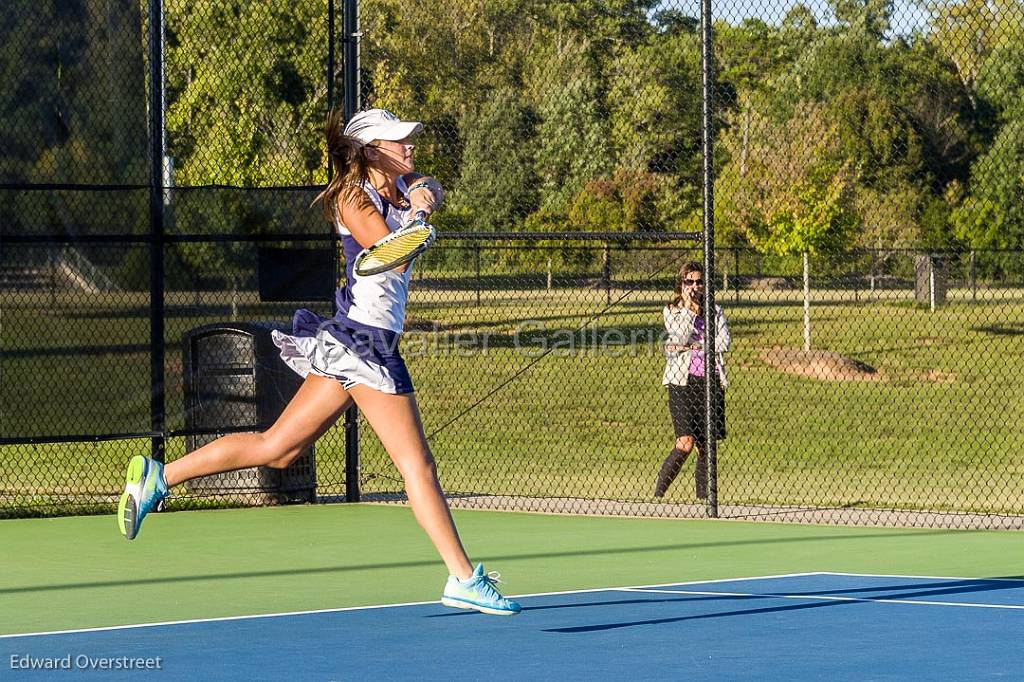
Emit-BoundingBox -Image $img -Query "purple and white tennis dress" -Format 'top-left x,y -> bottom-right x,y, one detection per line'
271,177 -> 416,394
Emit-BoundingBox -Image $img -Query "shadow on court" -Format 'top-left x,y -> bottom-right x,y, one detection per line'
0,529 -> 979,596
532,577 -> 1024,633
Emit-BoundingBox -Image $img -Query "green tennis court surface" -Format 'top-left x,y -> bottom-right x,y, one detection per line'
1,504 -> 1020,637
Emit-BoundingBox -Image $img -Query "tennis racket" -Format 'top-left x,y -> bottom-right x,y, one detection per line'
353,209 -> 436,276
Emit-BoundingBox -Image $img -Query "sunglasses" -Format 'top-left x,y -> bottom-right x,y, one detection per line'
684,278 -> 704,286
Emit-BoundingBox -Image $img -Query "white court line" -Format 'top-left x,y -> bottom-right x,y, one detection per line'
617,587 -> 1024,610
819,571 -> 1024,583
0,572 -> 822,640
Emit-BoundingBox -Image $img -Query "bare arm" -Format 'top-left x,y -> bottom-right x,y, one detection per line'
337,187 -> 391,249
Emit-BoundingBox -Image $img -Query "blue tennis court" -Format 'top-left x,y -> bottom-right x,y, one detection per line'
3,572 -> 1021,680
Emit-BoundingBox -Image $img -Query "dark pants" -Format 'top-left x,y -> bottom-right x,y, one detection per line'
662,377 -> 725,498
667,376 -> 726,443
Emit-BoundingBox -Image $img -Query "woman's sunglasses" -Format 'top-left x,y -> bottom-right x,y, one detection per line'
684,277 -> 703,286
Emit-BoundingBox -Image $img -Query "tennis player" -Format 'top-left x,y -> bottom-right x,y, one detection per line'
117,108 -> 521,616
655,261 -> 730,499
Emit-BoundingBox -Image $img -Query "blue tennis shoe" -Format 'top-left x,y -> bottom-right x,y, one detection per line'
441,564 -> 522,616
117,455 -> 169,540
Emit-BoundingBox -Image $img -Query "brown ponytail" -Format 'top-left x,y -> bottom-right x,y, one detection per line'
312,107 -> 372,221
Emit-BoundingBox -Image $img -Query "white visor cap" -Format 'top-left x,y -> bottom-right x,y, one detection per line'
343,109 -> 423,146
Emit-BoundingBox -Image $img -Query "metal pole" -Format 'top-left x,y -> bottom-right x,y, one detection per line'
603,242 -> 611,305
870,248 -> 877,301
49,246 -> 57,309
342,0 -> 362,501
733,246 -> 739,305
970,250 -> 976,303
327,0 -> 336,112
148,0 -> 166,464
344,407 -> 360,502
803,251 -> 811,351
929,255 -> 936,313
343,0 -> 361,502
700,0 -> 718,518
475,244 -> 481,306
159,3 -> 172,209
342,0 -> 360,120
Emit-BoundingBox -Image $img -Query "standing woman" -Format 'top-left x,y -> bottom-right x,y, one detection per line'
117,108 -> 521,616
655,261 -> 730,499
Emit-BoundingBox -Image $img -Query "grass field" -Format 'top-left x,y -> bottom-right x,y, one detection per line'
3,281 -> 1024,518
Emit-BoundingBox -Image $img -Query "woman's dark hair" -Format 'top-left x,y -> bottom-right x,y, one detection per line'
670,261 -> 704,307
312,107 -> 372,221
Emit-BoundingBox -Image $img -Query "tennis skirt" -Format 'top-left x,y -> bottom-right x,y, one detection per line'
667,376 -> 726,442
271,308 -> 414,395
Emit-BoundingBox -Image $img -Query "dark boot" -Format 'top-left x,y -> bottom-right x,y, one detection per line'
695,449 -> 708,499
654,448 -> 689,497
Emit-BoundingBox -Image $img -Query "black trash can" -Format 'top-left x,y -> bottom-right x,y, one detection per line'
181,321 -> 316,504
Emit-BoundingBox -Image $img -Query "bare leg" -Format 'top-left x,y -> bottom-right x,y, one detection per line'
165,375 -> 352,487
654,435 -> 695,497
348,385 -> 473,580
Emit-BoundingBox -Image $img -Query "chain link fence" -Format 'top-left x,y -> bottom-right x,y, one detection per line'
3,0 -> 1024,527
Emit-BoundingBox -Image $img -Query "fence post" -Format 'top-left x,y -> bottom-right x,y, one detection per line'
342,0 -> 362,499
803,251 -> 811,352
701,0 -> 718,519
345,406 -> 360,502
734,246 -> 740,305
547,256 -> 552,292
970,250 -> 976,303
48,245 -> 57,309
603,242 -> 611,305
475,244 -> 481,306
870,248 -> 877,301
929,255 -> 936,313
147,0 -> 166,464
342,0 -> 360,118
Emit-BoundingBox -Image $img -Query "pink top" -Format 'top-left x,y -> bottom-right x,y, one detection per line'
687,315 -> 706,377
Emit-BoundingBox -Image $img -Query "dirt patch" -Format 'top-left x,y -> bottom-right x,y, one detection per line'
918,368 -> 957,384
404,315 -> 441,331
916,336 -> 951,347
761,347 -> 884,382
748,276 -> 791,291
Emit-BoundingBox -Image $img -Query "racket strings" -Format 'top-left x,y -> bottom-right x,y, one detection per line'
359,227 -> 433,270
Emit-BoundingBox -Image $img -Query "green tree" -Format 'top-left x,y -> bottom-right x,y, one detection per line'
830,0 -> 893,39
952,111 -> 1024,250
166,2 -> 327,187
717,103 -> 859,350
925,0 -> 1024,107
1,0 -> 148,242
450,87 -> 537,232
605,28 -> 703,233
757,28 -> 981,248
163,2 -> 331,308
524,39 -> 612,213
359,0 -> 655,198
950,14 -> 1024,253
